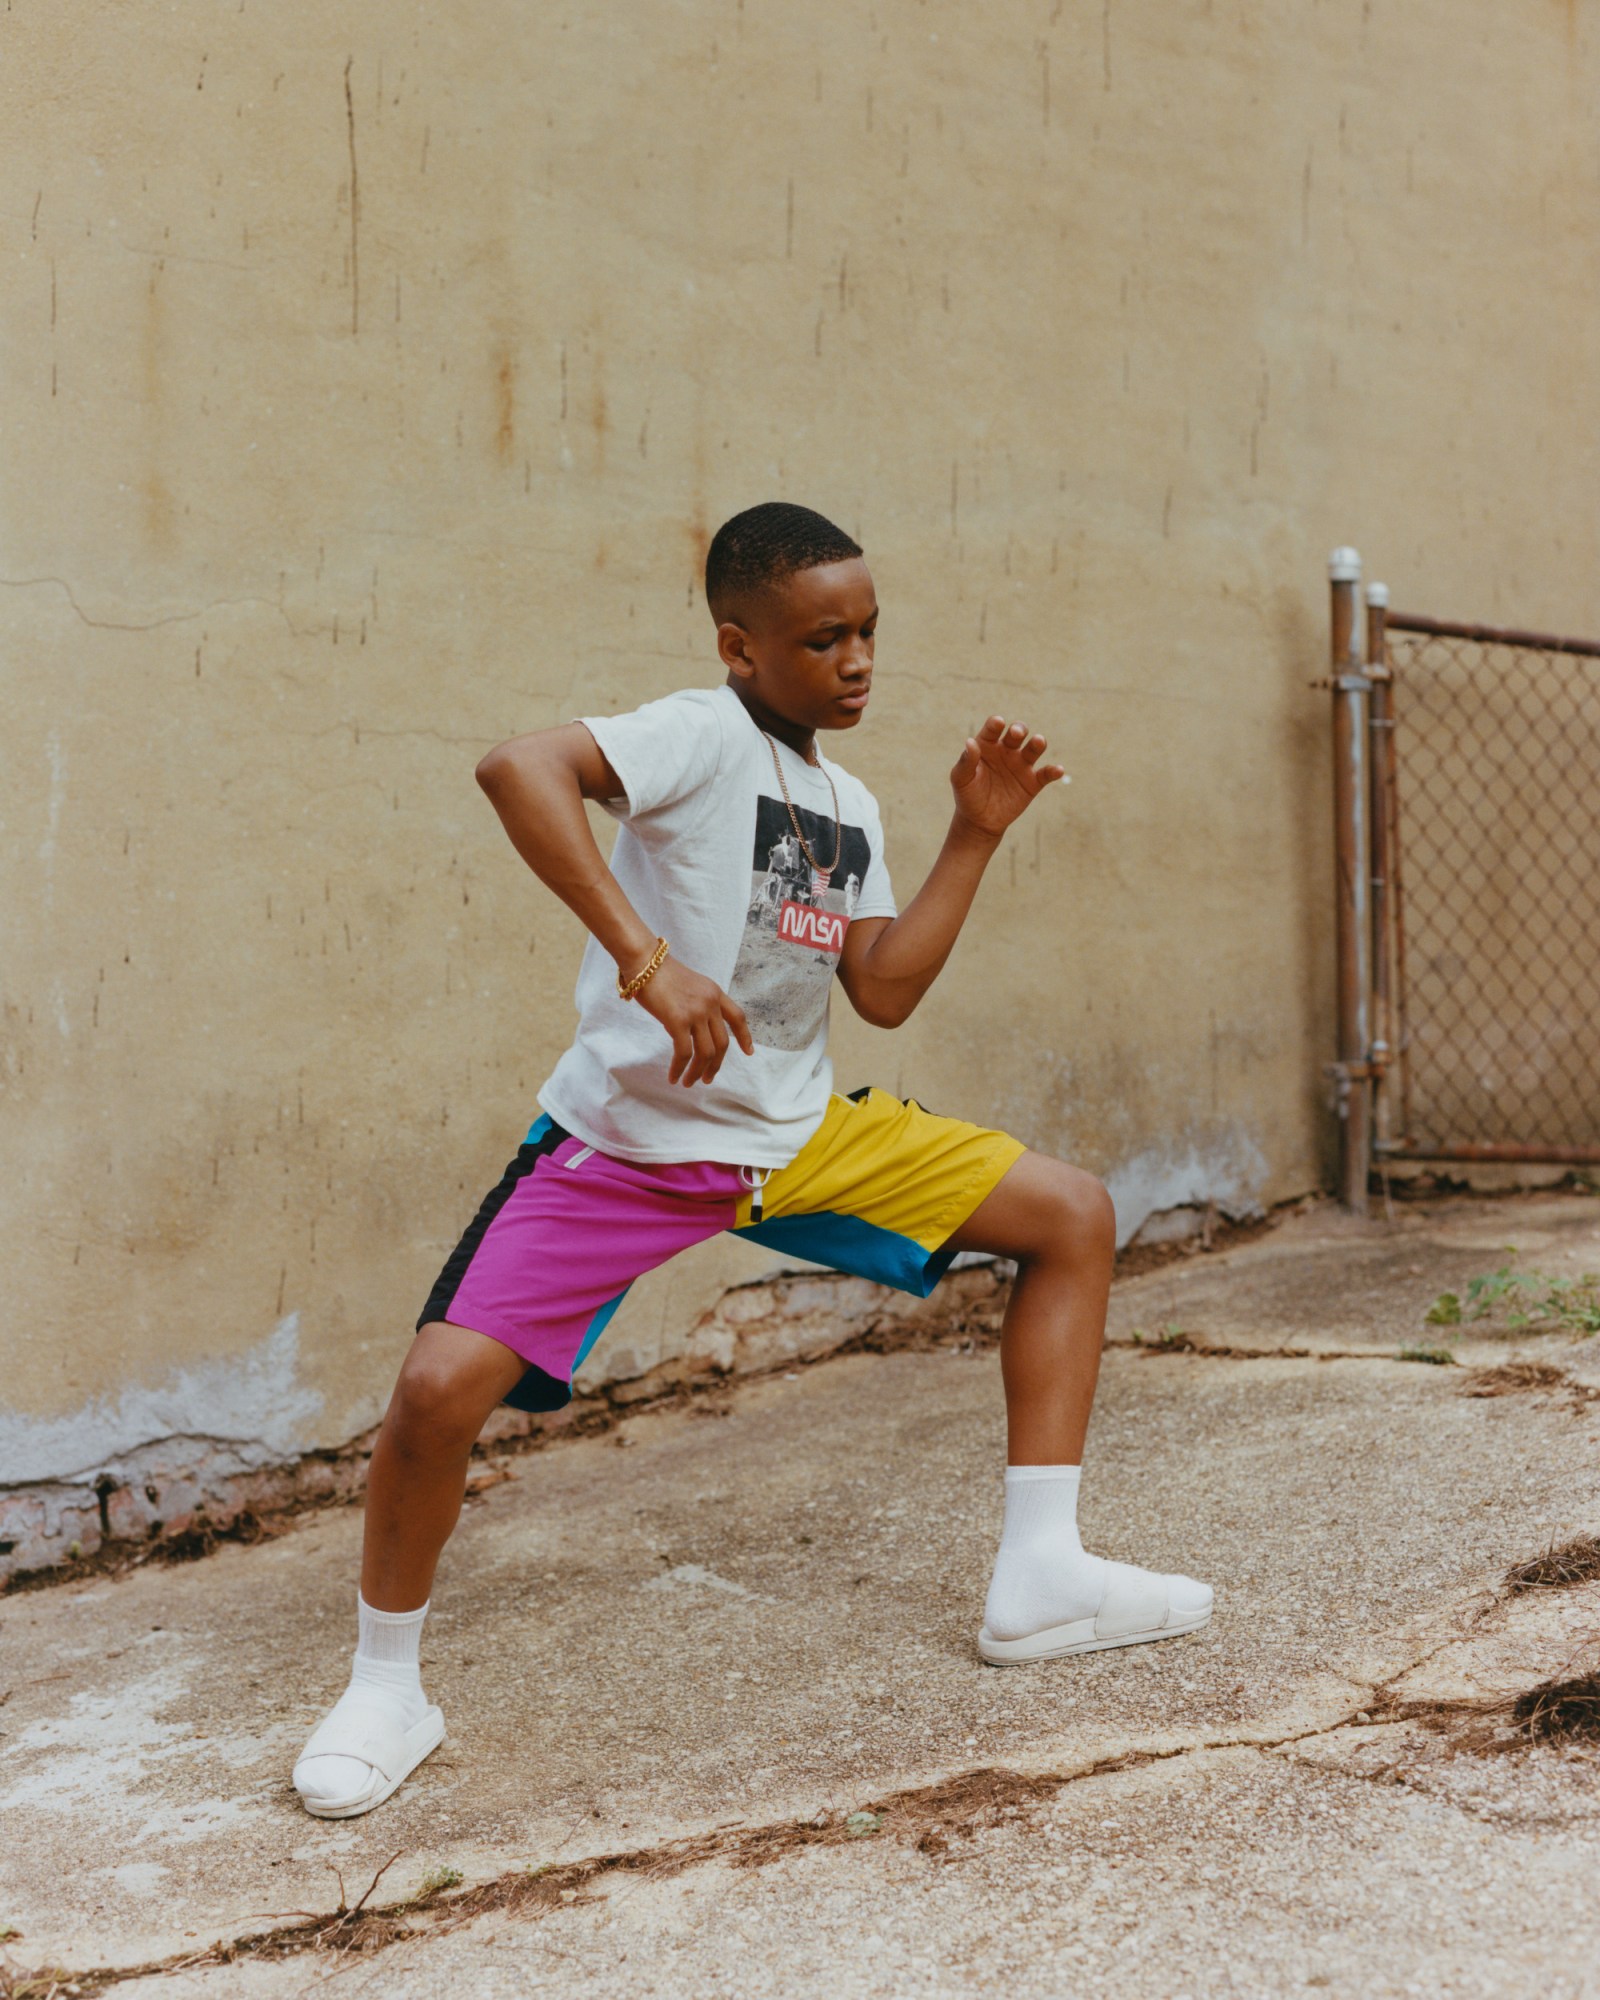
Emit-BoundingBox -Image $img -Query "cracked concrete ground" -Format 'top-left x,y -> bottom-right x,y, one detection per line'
4,1194 -> 1600,1998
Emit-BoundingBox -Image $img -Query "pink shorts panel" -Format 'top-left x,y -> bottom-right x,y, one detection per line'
416,1123 -> 742,1407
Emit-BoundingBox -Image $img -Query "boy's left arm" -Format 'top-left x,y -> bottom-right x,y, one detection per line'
837,714 -> 1066,1030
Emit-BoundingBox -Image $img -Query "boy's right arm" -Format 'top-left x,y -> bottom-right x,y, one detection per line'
474,724 -> 753,1088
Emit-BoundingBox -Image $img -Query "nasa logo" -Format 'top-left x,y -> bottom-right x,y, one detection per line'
778,900 -> 846,954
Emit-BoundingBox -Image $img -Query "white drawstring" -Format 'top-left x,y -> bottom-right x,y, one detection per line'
738,1164 -> 773,1220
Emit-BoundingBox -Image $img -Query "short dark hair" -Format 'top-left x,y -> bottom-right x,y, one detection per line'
704,502 -> 863,623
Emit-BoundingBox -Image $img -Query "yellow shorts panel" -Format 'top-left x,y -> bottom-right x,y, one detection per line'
730,1085 -> 1028,1296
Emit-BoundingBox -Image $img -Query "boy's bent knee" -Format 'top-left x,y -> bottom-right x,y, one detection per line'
388,1342 -> 499,1452
1037,1161 -> 1117,1265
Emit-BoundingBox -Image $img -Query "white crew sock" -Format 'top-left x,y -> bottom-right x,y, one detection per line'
294,1596 -> 431,1807
982,1465 -> 1110,1642
354,1595 -> 431,1680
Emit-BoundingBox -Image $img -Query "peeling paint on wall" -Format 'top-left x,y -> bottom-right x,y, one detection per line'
0,1316 -> 327,1579
1104,1129 -> 1269,1249
1,1313 -> 321,1488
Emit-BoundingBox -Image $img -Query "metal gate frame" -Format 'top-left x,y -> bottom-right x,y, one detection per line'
1324,547 -> 1600,1212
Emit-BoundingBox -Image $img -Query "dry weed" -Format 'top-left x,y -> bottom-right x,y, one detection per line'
1500,1534 -> 1600,1597
1375,1656 -> 1600,1755
1457,1361 -> 1600,1412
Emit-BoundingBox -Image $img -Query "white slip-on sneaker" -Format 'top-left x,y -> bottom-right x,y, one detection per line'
979,1560 -> 1213,1665
293,1683 -> 446,1818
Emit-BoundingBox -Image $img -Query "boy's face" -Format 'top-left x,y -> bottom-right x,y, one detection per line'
717,557 -> 877,733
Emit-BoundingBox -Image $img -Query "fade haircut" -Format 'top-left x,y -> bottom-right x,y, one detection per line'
704,502 -> 863,625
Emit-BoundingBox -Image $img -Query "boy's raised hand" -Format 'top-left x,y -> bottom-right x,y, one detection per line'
949,715 -> 1068,837
636,956 -> 755,1087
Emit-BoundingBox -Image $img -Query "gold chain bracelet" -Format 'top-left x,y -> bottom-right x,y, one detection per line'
617,935 -> 670,1000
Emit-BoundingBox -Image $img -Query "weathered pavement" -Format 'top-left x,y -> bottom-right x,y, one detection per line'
4,1193 -> 1600,1999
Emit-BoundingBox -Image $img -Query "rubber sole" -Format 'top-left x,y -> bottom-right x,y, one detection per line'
978,1607 -> 1212,1665
297,1705 -> 446,1818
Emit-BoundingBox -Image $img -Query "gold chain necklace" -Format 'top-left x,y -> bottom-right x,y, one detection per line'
760,727 -> 842,877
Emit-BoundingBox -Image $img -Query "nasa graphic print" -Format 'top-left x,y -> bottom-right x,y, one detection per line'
727,794 -> 870,1051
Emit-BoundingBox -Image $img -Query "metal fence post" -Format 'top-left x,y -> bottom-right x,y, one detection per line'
1365,581 -> 1393,1155
1329,547 -> 1372,1211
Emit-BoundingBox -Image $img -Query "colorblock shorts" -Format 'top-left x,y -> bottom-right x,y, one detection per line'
415,1085 -> 1028,1414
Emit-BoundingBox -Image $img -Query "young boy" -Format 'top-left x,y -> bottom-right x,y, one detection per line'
292,502 -> 1212,1819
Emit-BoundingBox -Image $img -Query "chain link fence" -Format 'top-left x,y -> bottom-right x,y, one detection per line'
1383,620 -> 1600,1158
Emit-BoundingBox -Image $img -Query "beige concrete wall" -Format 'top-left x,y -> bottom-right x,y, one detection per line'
5,1 -> 1598,1518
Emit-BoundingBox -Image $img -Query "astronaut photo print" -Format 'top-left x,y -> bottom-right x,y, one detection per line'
726,794 -> 871,1052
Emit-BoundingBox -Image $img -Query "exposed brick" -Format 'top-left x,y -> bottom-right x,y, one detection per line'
0,1486 -> 104,1575
104,1482 -> 161,1542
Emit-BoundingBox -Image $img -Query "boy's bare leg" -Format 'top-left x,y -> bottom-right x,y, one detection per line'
293,1321 -> 525,1815
361,1320 -> 529,1610
942,1150 -> 1115,1463
943,1150 -> 1212,1658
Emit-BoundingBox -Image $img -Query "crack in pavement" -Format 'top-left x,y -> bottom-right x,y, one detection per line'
1269,1735 -> 1600,1834
1105,1335 -> 1401,1361
0,1656 -> 1494,1996
8,1544 -> 1596,1992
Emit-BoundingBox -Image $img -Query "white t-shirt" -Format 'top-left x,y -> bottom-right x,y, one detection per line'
536,683 -> 898,1167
